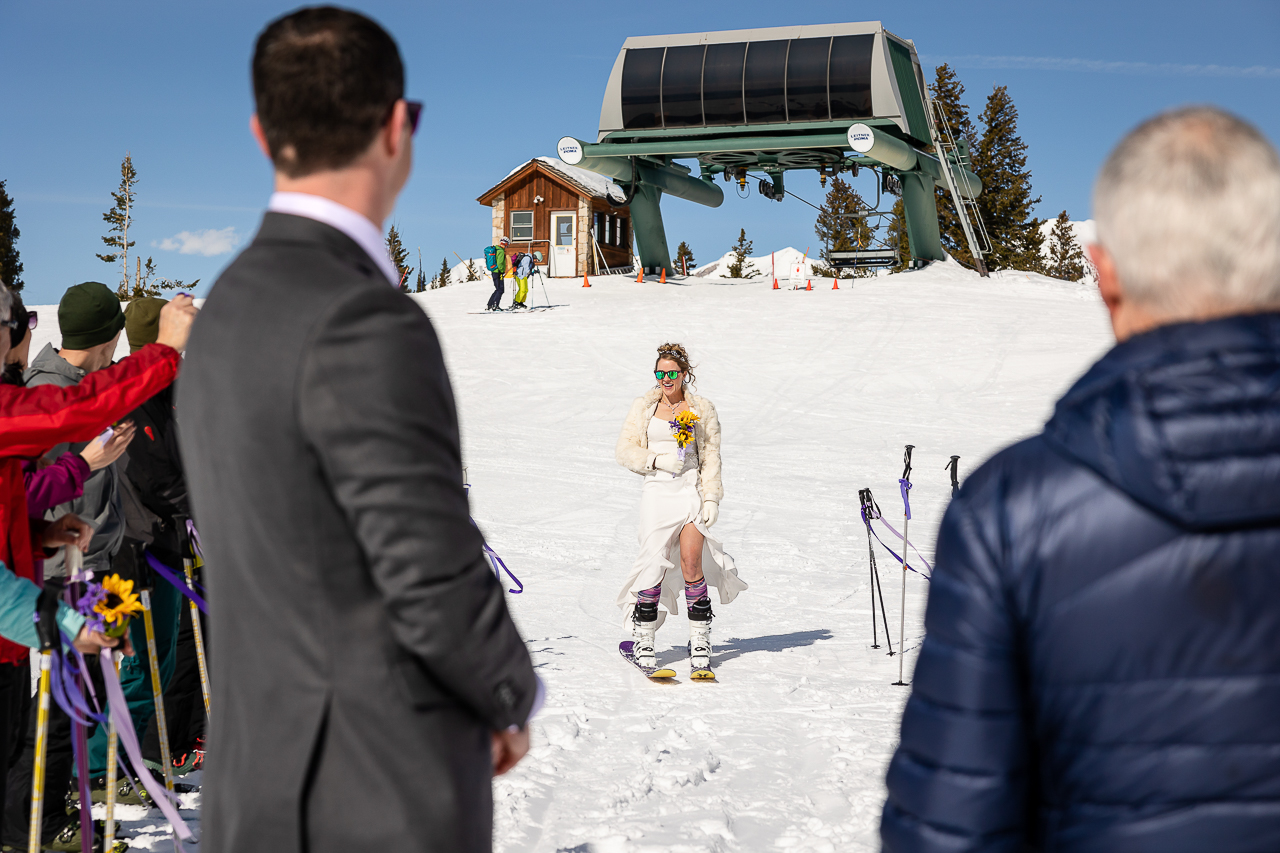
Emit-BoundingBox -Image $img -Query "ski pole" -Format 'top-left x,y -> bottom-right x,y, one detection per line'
29,568 -> 66,853
858,489 -> 893,654
894,445 -> 914,686
103,655 -> 119,851
177,518 -> 212,719
136,544 -> 177,836
947,455 -> 961,498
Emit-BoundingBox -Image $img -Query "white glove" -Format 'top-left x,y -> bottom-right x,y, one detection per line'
701,500 -> 719,527
653,453 -> 683,474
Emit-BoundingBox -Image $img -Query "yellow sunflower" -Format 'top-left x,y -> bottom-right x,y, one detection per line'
94,574 -> 144,628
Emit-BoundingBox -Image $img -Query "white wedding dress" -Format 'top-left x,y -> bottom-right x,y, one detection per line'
616,417 -> 747,629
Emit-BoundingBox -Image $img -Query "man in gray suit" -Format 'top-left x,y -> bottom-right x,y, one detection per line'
177,8 -> 538,852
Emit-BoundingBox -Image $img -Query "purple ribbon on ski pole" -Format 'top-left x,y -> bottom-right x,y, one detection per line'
860,508 -> 931,580
146,552 -> 208,612
484,543 -> 523,594
899,478 -> 913,521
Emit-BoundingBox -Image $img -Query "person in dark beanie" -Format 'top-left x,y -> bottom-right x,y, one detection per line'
881,107 -> 1280,852
177,8 -> 538,853
25,282 -> 129,575
84,296 -> 198,784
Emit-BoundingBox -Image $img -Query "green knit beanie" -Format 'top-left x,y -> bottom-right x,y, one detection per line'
124,296 -> 168,353
58,282 -> 125,351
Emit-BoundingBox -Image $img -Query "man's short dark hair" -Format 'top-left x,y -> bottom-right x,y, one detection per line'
252,7 -> 404,178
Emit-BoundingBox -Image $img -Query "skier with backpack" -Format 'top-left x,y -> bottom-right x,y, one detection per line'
511,251 -> 534,310
483,237 -> 509,311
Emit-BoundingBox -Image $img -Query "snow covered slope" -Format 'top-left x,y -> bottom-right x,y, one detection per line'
412,259 -> 1111,852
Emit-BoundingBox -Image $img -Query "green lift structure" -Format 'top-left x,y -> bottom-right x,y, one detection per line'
557,22 -> 989,276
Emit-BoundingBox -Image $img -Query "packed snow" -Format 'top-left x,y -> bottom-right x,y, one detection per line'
419,257 -> 1111,852
23,255 -> 1112,850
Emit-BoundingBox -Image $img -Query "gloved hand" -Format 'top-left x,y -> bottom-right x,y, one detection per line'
701,500 -> 719,527
654,453 -> 683,474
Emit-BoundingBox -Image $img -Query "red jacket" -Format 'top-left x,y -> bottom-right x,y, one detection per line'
0,343 -> 182,664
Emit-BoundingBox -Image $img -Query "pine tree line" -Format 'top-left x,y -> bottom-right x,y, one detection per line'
98,154 -> 198,299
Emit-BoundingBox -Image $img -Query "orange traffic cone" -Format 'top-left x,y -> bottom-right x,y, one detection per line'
660,267 -> 666,284
636,268 -> 644,283
583,273 -> 591,288
832,279 -> 839,289
806,279 -> 812,291
772,278 -> 779,290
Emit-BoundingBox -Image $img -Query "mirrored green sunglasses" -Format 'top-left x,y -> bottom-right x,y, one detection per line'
655,370 -> 680,380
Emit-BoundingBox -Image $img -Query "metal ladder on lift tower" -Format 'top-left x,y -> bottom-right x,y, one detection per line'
923,87 -> 992,277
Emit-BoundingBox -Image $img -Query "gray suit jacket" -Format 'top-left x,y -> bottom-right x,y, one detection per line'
177,212 -> 536,853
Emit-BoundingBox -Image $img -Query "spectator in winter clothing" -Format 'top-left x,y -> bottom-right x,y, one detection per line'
512,251 -> 533,309
25,282 -> 131,576
880,107 -> 1280,852
486,236 -> 509,311
0,283 -> 194,844
86,296 -> 196,778
177,9 -> 538,853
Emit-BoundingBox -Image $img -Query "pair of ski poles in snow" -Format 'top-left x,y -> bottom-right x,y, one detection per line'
859,447 -> 959,685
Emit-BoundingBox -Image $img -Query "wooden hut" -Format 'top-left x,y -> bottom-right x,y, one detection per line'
477,157 -> 634,277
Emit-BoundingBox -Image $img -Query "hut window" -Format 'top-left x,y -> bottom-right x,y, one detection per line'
510,210 -> 533,241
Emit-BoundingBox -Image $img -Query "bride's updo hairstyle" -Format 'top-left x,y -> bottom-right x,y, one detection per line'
655,342 -> 696,386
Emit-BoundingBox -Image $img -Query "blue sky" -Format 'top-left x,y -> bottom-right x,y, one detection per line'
2,0 -> 1277,304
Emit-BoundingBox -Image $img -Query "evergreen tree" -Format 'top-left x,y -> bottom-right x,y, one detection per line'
975,85 -> 1044,272
433,256 -> 450,290
0,180 -> 23,292
1043,211 -> 1086,281
725,229 -> 760,278
98,154 -> 139,295
96,155 -> 195,298
884,198 -> 911,273
674,241 -> 696,274
462,258 -> 480,281
929,64 -> 980,267
385,225 -> 411,289
414,248 -> 427,292
813,176 -> 875,278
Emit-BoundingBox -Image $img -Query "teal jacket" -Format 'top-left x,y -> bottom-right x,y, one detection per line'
0,563 -> 85,648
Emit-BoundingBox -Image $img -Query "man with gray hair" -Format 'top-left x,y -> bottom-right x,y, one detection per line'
881,106 -> 1280,852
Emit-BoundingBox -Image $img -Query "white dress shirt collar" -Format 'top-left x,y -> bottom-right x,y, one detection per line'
267,192 -> 400,287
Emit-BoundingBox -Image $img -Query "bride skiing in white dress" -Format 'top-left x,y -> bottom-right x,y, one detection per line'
615,343 -> 747,677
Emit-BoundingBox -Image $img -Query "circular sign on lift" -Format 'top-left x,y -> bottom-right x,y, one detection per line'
846,123 -> 875,153
557,137 -> 584,165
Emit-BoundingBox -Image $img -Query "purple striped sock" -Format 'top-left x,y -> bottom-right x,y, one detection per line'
637,584 -> 662,606
684,577 -> 708,605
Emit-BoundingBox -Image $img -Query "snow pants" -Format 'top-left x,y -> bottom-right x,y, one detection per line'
513,277 -> 529,305
486,271 -> 504,309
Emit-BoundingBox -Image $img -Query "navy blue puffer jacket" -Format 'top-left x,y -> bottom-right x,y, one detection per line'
881,313 -> 1280,852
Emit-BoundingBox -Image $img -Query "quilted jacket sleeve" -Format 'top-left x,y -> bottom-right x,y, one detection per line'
616,397 -> 656,475
881,477 -> 1032,852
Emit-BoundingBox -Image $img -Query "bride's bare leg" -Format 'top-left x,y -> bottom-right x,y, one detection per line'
680,522 -> 704,582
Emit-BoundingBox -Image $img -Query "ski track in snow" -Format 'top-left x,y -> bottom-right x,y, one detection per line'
26,260 -> 1108,851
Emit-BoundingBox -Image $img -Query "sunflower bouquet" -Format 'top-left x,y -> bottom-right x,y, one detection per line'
669,409 -> 700,461
76,574 -> 145,638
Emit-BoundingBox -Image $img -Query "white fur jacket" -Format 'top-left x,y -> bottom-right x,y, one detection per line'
615,387 -> 723,503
